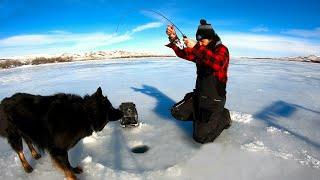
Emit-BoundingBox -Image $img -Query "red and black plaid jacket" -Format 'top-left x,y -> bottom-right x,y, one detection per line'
166,41 -> 229,83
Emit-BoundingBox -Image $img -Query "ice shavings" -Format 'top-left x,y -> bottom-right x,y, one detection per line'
95,163 -> 105,170
82,156 -> 92,164
241,141 -> 294,159
125,122 -> 154,134
266,126 -> 291,135
165,165 -> 182,177
241,141 -> 267,152
300,150 -> 320,168
230,111 -> 253,123
242,141 -> 320,168
127,140 -> 144,148
82,131 -> 109,144
82,137 -> 97,144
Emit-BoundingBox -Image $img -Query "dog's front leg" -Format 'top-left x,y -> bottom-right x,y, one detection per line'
49,149 -> 78,180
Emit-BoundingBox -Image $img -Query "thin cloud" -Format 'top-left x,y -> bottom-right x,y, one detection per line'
222,32 -> 320,57
250,26 -> 270,33
0,21 -> 162,57
282,27 -> 320,38
48,30 -> 71,34
131,22 -> 163,33
0,32 -> 130,57
0,35 -> 56,47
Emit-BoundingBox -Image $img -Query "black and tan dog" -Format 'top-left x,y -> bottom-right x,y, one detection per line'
0,87 -> 122,180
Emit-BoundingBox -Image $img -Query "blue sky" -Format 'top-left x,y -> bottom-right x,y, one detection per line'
0,0 -> 319,57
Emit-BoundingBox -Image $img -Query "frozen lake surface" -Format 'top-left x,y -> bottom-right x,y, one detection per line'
0,58 -> 319,180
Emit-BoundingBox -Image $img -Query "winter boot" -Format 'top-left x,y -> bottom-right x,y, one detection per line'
223,108 -> 232,129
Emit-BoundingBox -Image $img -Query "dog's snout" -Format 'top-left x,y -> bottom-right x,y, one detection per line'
116,109 -> 124,119
108,108 -> 123,121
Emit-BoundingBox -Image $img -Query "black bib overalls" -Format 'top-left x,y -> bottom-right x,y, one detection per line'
192,64 -> 230,143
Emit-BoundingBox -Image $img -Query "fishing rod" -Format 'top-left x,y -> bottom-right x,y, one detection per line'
144,9 -> 187,39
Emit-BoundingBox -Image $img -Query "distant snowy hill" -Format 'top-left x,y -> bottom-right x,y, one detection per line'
282,55 -> 320,63
0,50 -> 174,69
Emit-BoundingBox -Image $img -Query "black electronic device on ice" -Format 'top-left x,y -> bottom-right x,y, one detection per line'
119,102 -> 139,127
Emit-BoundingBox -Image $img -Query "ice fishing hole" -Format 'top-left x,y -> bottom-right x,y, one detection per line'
131,145 -> 150,154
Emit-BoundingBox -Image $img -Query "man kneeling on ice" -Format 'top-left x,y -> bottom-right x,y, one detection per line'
166,19 -> 232,144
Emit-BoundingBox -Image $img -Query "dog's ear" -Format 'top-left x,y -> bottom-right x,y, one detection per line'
96,87 -> 103,97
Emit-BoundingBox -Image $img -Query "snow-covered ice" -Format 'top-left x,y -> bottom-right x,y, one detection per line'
0,58 -> 319,179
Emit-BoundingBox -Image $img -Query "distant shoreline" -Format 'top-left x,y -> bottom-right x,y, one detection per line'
241,56 -> 320,64
0,54 -> 175,70
240,56 -> 320,63
1,53 -> 319,70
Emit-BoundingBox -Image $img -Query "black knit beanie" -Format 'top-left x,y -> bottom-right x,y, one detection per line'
196,19 -> 215,41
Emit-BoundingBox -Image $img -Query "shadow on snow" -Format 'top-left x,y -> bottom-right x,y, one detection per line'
254,100 -> 320,150
131,85 -> 193,137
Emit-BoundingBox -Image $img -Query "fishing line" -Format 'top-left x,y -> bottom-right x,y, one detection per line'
114,9 -> 187,39
142,9 -> 187,38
